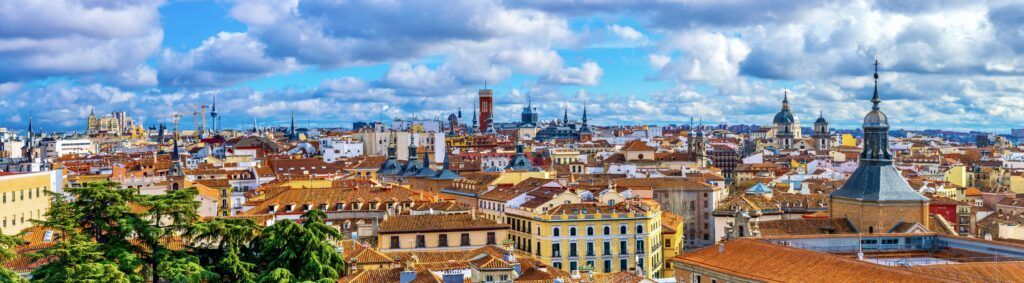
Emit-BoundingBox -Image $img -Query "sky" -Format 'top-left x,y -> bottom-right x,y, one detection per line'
1,0 -> 1024,133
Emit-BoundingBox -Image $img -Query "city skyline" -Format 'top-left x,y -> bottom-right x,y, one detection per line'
2,1 -> 1024,132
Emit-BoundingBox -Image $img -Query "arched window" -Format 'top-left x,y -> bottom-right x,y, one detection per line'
603,226 -> 610,235
636,225 -> 644,234
587,227 -> 594,236
553,227 -> 560,237
620,225 -> 627,234
570,227 -> 577,236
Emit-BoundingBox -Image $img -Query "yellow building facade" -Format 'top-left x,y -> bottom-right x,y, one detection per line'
0,171 -> 59,235
507,194 -> 665,277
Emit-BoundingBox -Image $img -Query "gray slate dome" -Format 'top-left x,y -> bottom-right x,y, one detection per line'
863,109 -> 888,128
773,110 -> 795,124
815,115 -> 828,124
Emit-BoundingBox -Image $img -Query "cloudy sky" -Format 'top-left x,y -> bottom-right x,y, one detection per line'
1,0 -> 1023,133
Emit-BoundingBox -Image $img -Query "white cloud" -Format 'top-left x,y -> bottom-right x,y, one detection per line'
655,31 -> 750,82
542,61 -> 603,86
158,32 -> 299,88
0,0 -> 163,84
609,24 -> 645,42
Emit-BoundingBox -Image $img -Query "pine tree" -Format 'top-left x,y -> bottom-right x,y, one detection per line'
185,218 -> 261,282
0,229 -> 26,283
136,188 -> 200,283
253,210 -> 346,281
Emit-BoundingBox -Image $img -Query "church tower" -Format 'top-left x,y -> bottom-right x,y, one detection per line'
578,103 -> 592,141
772,91 -> 797,149
829,60 -> 929,234
87,108 -> 98,135
688,118 -> 709,168
813,111 -> 831,151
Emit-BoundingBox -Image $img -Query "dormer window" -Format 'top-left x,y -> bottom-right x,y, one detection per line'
284,204 -> 293,212
269,205 -> 278,213
336,203 -> 345,210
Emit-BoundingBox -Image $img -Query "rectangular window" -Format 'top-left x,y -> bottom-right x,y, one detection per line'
461,233 -> 471,246
620,240 -> 628,254
586,242 -> 594,256
390,236 -> 400,249
553,243 -> 561,257
416,235 -> 426,248
620,259 -> 627,271
486,232 -> 496,245
603,242 -> 611,255
603,260 -> 611,273
881,238 -> 898,245
553,262 -> 562,269
569,261 -> 577,271
438,234 -> 448,247
569,242 -> 578,257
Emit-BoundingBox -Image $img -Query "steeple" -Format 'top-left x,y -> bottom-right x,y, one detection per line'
861,59 -> 891,161
289,110 -> 296,141
562,106 -> 568,125
582,103 -> 588,124
471,108 -> 478,133
781,90 -> 791,111
871,59 -> 881,111
22,113 -> 34,159
171,134 -> 180,161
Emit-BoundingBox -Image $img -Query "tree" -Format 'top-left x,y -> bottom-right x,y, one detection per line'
136,188 -> 200,283
256,268 -> 293,283
64,262 -> 130,283
155,255 -> 217,283
0,230 -> 26,283
185,218 -> 261,282
252,210 -> 346,281
212,247 -> 256,283
62,182 -> 145,280
30,188 -> 136,282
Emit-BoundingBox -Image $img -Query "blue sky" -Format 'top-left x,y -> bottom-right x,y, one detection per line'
2,0 -> 1024,133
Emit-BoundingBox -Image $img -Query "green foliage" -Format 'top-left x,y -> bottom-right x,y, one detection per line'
256,268 -> 293,283
155,255 -> 217,283
64,262 -> 130,283
211,247 -> 256,283
0,230 -> 26,283
252,210 -> 346,282
24,183 -> 349,283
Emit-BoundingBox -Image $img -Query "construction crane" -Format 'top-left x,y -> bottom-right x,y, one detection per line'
189,104 -> 209,136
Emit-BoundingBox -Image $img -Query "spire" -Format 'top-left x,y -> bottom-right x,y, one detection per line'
289,110 -> 296,140
563,106 -> 568,125
781,90 -> 791,111
582,102 -> 588,124
172,135 -> 180,161
872,59 -> 881,111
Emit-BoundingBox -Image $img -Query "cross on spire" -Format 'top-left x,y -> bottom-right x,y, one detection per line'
872,59 -> 881,110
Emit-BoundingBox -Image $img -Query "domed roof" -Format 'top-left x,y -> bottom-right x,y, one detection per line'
773,110 -> 795,124
814,112 -> 828,124
863,109 -> 888,128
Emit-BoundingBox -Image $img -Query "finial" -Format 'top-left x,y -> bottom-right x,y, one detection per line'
484,80 -> 488,90
872,59 -> 881,110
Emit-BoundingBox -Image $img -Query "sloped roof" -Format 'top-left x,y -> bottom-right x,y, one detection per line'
831,162 -> 928,202
672,239 -> 954,282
